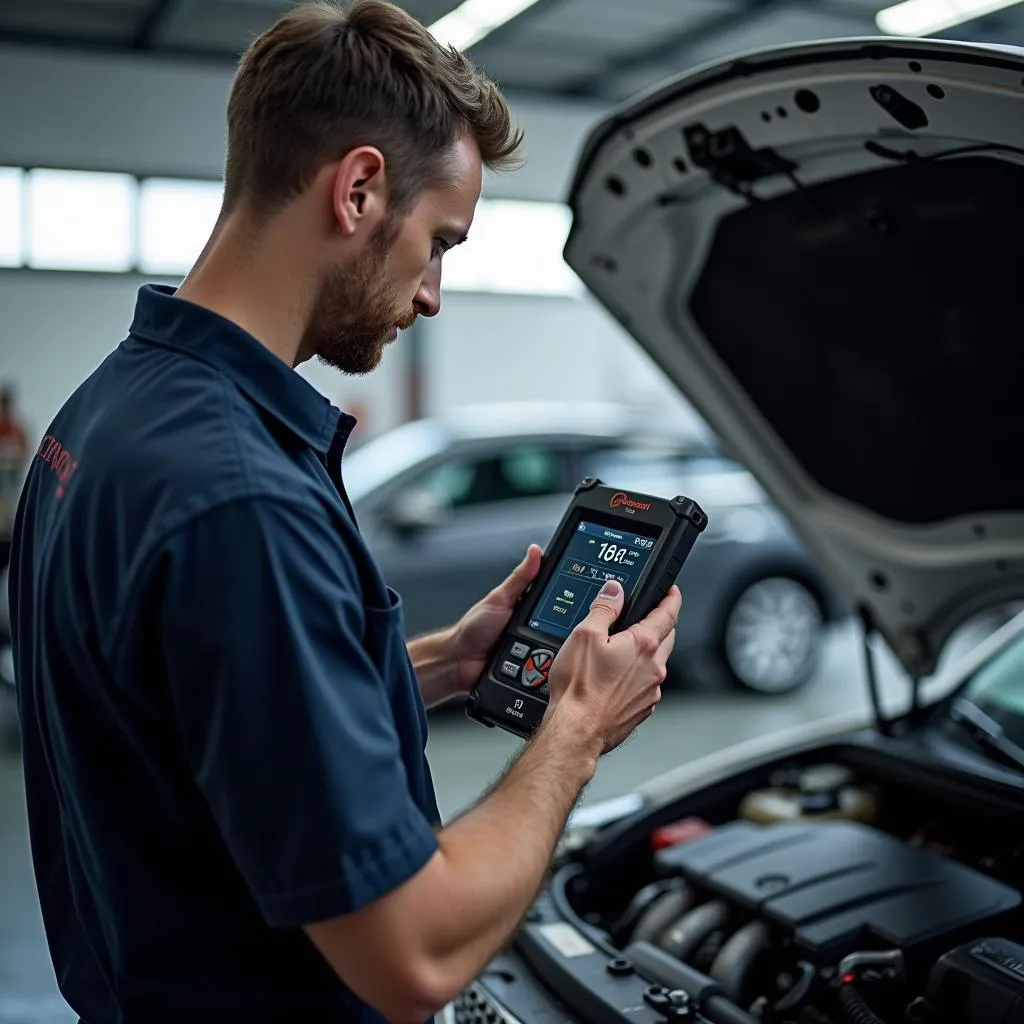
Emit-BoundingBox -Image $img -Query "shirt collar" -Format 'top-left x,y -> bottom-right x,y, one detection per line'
128,284 -> 355,455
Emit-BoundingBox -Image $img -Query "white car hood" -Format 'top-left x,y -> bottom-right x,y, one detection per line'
564,37 -> 1024,678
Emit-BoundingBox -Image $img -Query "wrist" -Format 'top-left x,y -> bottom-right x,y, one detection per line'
408,626 -> 462,707
537,702 -> 602,780
439,627 -> 463,696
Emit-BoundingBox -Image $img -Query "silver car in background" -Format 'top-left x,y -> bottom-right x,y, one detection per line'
345,403 -> 844,695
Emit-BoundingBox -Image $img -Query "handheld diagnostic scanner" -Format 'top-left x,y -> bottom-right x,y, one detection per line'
466,478 -> 708,739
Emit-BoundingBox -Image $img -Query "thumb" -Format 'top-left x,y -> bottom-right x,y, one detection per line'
495,543 -> 543,605
584,579 -> 624,631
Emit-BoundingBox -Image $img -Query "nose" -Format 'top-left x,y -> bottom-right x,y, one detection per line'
413,260 -> 442,318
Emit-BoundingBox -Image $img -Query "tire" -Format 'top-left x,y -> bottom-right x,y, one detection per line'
719,576 -> 824,695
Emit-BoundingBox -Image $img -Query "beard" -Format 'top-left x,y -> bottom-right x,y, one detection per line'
301,219 -> 416,376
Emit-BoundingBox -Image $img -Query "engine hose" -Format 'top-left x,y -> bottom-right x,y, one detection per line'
611,879 -> 682,945
839,982 -> 889,1024
632,884 -> 695,945
709,920 -> 770,1003
772,960 -> 815,1014
692,930 -> 727,975
660,900 -> 731,963
623,941 -> 759,1024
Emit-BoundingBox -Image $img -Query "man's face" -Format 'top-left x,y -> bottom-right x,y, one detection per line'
304,135 -> 482,375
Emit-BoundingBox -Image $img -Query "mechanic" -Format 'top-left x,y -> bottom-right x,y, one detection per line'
8,3 -> 681,1024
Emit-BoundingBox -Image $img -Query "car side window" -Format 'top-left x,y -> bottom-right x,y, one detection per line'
418,445 -> 567,509
582,446 -> 691,490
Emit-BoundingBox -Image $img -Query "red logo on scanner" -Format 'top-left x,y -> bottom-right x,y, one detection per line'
610,492 -> 651,512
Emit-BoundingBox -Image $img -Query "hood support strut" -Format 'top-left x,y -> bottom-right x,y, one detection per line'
859,604 -> 926,734
859,605 -> 891,736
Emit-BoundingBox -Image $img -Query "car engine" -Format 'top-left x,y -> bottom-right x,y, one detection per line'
454,756 -> 1024,1024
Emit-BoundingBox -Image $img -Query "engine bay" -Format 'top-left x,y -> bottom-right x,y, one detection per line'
454,739 -> 1024,1024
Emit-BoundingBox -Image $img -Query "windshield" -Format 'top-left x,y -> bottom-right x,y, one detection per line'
342,419 -> 449,504
957,624 -> 1024,749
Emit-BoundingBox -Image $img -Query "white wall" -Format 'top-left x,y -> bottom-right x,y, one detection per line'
0,44 -> 692,443
0,270 -> 409,442
0,270 -> 690,444
423,293 -> 688,416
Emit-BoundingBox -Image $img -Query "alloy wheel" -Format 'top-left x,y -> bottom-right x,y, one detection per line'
723,577 -> 823,694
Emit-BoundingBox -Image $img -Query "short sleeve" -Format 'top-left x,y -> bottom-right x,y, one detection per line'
157,496 -> 439,928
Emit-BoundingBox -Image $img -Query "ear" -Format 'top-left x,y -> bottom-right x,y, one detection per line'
331,146 -> 388,238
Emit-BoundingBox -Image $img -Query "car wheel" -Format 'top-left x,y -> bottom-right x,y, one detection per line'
720,577 -> 823,695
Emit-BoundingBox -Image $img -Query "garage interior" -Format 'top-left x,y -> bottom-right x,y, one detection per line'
3,1 -> 1024,1022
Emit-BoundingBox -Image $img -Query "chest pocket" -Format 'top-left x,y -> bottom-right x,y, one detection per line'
360,586 -> 438,823
361,587 -> 410,697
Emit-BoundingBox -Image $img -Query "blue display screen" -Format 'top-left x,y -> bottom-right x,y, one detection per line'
528,519 -> 660,641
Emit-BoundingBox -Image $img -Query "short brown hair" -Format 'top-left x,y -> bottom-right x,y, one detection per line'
223,0 -> 523,220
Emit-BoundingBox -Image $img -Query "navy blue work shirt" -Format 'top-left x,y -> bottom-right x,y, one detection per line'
9,284 -> 442,1024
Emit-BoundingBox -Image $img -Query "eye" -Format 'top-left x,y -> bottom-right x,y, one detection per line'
431,238 -> 450,260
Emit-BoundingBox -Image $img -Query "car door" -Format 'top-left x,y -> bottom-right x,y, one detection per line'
367,441 -> 575,638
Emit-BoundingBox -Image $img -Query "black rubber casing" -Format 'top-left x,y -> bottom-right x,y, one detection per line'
465,478 -> 708,739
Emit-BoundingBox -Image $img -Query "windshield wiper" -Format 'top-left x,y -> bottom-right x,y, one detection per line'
949,697 -> 1024,772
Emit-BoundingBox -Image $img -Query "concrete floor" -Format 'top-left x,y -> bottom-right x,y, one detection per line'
0,620 -> 988,1023
0,756 -> 74,1024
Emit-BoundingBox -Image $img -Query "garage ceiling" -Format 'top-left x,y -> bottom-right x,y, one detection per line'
0,0 -> 1022,101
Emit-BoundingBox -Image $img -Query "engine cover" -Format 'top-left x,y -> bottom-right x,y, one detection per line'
655,821 -> 1021,964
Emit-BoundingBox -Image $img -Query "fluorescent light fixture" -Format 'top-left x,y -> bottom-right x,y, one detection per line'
26,168 -> 135,272
876,0 -> 1024,36
442,198 -> 583,297
5,161 -> 580,297
139,178 -> 223,276
0,167 -> 22,267
428,0 -> 541,50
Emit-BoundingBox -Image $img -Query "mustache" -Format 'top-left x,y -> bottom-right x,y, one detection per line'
395,311 -> 418,332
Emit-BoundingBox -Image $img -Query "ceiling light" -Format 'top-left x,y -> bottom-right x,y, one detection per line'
876,0 -> 1024,36
428,0 -> 541,50
25,169 -> 136,272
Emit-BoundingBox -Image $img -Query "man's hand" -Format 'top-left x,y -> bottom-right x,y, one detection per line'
448,544 -> 543,692
407,545 -> 543,707
308,575 -> 684,1022
545,579 -> 682,753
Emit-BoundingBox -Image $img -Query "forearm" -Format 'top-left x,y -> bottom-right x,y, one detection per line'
304,707 -> 599,1019
421,707 -> 599,991
407,627 -> 460,708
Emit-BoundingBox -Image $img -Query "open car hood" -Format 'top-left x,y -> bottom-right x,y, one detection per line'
563,37 -> 1024,680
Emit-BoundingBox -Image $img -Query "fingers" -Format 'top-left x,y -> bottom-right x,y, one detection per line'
656,629 -> 676,666
632,586 -> 682,647
641,684 -> 663,723
582,579 -> 624,633
656,585 -> 683,624
494,544 -> 543,605
606,702 -> 659,753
